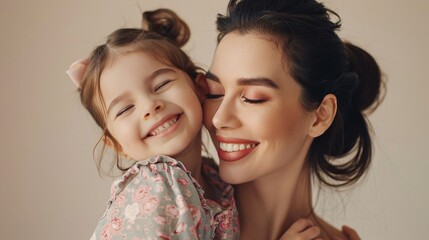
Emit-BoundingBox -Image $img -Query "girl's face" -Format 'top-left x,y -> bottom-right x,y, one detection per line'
204,33 -> 316,184
100,52 -> 202,161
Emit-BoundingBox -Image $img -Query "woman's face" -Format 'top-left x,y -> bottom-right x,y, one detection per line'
203,32 -> 316,184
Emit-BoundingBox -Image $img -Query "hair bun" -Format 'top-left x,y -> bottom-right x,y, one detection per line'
142,8 -> 190,47
344,42 -> 385,113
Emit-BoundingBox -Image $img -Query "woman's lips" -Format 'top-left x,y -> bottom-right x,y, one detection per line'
216,136 -> 259,162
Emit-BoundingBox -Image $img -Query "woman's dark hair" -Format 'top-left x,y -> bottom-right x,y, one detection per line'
216,0 -> 385,187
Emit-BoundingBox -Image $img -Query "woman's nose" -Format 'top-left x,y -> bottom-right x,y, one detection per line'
212,97 -> 241,130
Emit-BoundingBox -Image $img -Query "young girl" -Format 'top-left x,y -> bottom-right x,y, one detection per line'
67,8 -> 321,240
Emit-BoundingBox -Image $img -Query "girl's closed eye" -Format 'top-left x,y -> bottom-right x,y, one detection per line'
154,79 -> 174,92
116,105 -> 134,118
206,80 -> 224,99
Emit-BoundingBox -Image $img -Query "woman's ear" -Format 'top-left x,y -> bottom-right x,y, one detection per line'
195,73 -> 209,103
309,94 -> 337,137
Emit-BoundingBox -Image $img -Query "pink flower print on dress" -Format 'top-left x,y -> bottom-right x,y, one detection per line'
174,222 -> 187,234
149,163 -> 157,173
116,193 -> 126,207
151,173 -> 164,182
140,196 -> 160,215
133,185 -> 152,202
124,203 -> 140,224
100,224 -> 111,240
189,206 -> 202,226
218,211 -> 232,231
175,195 -> 188,215
141,170 -> 149,180
155,185 -> 164,193
190,227 -> 198,238
176,195 -> 186,208
177,178 -> 189,186
184,189 -> 193,198
165,205 -> 179,218
155,215 -> 167,225
157,232 -> 171,240
107,207 -> 119,219
128,166 -> 138,175
110,216 -> 124,235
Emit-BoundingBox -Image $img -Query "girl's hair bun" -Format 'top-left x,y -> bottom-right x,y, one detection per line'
142,8 -> 190,47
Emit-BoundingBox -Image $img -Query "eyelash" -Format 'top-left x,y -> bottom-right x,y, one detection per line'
241,96 -> 267,104
155,79 -> 173,92
206,93 -> 266,105
206,94 -> 224,99
116,105 -> 134,117
115,80 -> 173,118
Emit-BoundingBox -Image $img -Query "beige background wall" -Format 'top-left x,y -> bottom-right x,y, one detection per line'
1,0 -> 427,239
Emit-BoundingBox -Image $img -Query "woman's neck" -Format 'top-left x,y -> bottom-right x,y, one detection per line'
235,163 -> 313,240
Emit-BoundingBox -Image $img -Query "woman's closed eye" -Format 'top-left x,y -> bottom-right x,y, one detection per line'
241,96 -> 267,104
116,105 -> 134,118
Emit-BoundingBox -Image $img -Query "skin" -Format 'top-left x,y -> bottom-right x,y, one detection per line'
203,32 -> 345,240
100,51 -> 206,183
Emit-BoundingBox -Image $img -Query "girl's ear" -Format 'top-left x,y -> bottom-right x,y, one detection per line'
195,73 -> 209,103
309,94 -> 337,137
102,135 -> 122,152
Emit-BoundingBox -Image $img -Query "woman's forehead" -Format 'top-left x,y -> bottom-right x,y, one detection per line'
210,32 -> 290,84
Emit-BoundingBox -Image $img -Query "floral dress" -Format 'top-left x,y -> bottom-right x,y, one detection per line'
90,155 -> 239,240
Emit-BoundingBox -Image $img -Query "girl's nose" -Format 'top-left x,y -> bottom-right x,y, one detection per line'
143,100 -> 164,120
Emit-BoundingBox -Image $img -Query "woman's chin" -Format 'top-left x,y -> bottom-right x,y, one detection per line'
219,164 -> 250,185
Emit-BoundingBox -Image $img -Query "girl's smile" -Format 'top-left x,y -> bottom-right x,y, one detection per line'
144,113 -> 182,138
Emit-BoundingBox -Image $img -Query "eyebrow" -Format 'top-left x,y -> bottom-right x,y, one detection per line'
206,70 -> 278,89
106,67 -> 176,116
237,78 -> 278,88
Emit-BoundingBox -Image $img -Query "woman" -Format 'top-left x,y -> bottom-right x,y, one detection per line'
203,0 -> 384,239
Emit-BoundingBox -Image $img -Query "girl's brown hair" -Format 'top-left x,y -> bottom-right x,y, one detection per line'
79,9 -> 202,173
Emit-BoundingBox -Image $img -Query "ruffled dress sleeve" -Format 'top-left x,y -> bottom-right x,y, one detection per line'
90,155 -> 217,240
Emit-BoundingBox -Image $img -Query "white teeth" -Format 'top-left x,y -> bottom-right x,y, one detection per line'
220,142 -> 257,152
233,144 -> 239,151
149,117 -> 178,136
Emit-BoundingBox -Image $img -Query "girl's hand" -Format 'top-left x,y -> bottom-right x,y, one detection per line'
279,218 -> 322,240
